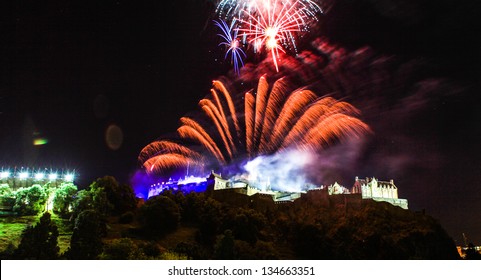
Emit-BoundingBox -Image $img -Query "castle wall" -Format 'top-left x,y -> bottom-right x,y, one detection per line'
213,178 -> 229,190
250,193 -> 276,212
372,197 -> 408,210
343,194 -> 363,210
298,189 -> 330,208
212,188 -> 250,207
246,186 -> 260,196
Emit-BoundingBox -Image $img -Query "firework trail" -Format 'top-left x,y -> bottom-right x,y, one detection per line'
139,75 -> 371,175
216,0 -> 324,22
214,19 -> 246,75
139,140 -> 204,173
214,0 -> 326,72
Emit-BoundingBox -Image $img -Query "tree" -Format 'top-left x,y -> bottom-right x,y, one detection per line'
229,208 -> 267,245
0,184 -> 15,212
52,183 -> 78,215
174,241 -> 206,260
90,176 -> 137,215
71,184 -> 111,219
180,192 -> 204,224
13,184 -> 48,215
65,209 -> 106,259
196,197 -> 224,245
14,212 -> 59,259
100,238 -> 146,260
139,195 -> 180,235
214,230 -> 235,260
0,183 -> 13,196
71,189 -> 93,217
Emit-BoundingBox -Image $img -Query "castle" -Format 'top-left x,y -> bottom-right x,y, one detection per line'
206,172 -> 409,209
351,176 -> 408,209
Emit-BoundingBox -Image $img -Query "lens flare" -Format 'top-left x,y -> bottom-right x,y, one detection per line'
139,75 -> 371,176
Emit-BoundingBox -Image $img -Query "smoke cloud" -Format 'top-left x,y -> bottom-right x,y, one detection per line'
239,137 -> 368,192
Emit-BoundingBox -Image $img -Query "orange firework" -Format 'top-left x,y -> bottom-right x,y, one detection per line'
139,75 -> 371,174
139,140 -> 203,174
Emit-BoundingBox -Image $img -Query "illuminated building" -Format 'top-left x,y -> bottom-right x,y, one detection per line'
147,172 -> 408,209
351,177 -> 408,209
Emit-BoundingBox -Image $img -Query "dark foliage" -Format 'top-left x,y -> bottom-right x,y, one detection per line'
174,241 -> 207,260
234,240 -> 280,260
119,211 -> 135,224
214,229 -> 235,260
196,197 -> 224,245
180,192 -> 205,224
14,212 -> 59,259
142,188 -> 460,260
139,195 -> 180,236
91,176 -> 137,215
65,209 -> 107,260
275,200 -> 460,259
139,241 -> 161,258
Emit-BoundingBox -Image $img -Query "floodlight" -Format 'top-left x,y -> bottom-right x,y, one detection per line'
0,171 -> 10,179
35,173 -> 45,180
19,172 -> 29,180
65,174 -> 74,182
49,173 -> 58,180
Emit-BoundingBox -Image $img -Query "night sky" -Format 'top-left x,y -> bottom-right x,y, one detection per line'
2,0 -> 481,244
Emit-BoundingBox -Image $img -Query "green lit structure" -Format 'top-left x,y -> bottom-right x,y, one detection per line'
0,168 -> 76,213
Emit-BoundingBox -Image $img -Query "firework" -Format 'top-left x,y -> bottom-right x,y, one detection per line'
139,76 -> 371,175
214,0 -> 324,72
216,0 -> 324,22
139,140 -> 204,174
214,19 -> 246,75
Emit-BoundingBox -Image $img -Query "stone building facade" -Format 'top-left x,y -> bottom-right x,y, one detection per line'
351,177 -> 408,209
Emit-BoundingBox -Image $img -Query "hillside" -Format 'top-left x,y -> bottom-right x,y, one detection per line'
1,187 -> 460,260
116,190 -> 460,260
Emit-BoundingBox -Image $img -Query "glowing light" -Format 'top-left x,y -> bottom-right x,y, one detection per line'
19,172 -> 29,180
214,19 -> 246,75
34,173 -> 45,180
0,171 -> 10,179
49,173 -> 58,180
214,0 -> 325,71
140,76 -> 371,176
178,176 -> 207,185
64,174 -> 74,182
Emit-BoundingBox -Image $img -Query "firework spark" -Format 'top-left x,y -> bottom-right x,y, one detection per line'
139,140 -> 204,174
216,0 -> 324,22
139,75 -> 371,175
214,0 -> 325,72
214,19 -> 246,75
